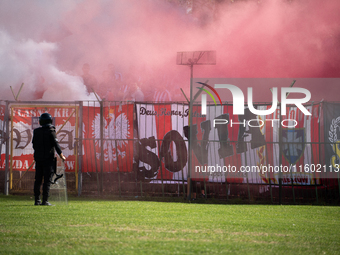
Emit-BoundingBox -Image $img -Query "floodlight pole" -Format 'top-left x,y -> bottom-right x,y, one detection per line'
177,51 -> 216,200
4,101 -> 10,195
188,63 -> 194,200
187,61 -> 205,200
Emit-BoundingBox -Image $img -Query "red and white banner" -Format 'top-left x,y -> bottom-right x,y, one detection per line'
0,102 -> 323,187
136,103 -> 189,180
135,103 -> 321,185
82,103 -> 134,173
2,107 -> 76,172
242,104 -> 321,186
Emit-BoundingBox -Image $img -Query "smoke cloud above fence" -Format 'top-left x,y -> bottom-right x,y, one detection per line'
0,0 -> 339,101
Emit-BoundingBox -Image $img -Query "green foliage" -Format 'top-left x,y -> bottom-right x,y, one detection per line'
0,195 -> 339,254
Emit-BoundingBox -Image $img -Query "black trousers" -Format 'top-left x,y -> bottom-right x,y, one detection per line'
34,159 -> 54,201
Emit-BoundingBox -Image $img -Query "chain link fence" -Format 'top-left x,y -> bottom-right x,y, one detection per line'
1,100 -> 339,204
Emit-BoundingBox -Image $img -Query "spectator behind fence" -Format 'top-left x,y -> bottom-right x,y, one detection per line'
81,63 -> 97,95
101,64 -> 124,101
132,83 -> 145,102
124,82 -> 144,102
98,70 -> 113,100
108,63 -> 122,82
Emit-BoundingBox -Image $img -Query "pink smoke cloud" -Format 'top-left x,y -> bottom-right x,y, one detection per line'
0,0 -> 339,101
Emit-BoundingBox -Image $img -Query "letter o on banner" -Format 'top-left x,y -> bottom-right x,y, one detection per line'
160,130 -> 188,172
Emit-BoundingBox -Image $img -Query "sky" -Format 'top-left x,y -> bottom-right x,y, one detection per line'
0,0 -> 339,101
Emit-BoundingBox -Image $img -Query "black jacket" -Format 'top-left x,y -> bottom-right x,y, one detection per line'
32,124 -> 62,161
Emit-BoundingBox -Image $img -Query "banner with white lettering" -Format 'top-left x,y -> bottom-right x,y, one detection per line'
6,107 -> 76,172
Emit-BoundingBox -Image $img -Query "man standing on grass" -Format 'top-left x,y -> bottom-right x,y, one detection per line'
32,113 -> 66,206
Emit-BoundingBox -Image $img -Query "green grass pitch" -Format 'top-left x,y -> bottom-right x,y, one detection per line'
0,195 -> 339,254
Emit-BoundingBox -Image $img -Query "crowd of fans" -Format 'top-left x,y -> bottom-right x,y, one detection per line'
81,63 -> 184,103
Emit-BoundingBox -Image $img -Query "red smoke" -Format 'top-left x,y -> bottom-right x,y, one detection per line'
0,0 -> 339,101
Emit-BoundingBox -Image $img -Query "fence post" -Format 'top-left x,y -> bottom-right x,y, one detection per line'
279,102 -> 283,204
114,139 -> 121,198
310,101 -> 318,203
4,101 -> 10,195
264,141 -> 273,203
283,122 -> 295,204
243,149 -> 251,201
268,178 -> 273,203
78,101 -> 83,196
99,101 -> 104,194
181,164 -> 186,199
336,143 -> 340,197
93,139 -> 100,194
157,139 -> 165,197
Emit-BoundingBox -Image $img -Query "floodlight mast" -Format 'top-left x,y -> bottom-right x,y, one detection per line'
176,51 -> 216,200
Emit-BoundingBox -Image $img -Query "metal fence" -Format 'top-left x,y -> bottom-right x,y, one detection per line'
0,100 -> 339,204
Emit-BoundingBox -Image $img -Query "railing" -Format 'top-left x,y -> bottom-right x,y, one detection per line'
0,100 -> 339,204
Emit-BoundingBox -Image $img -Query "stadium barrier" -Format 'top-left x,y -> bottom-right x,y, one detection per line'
0,100 -> 339,204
